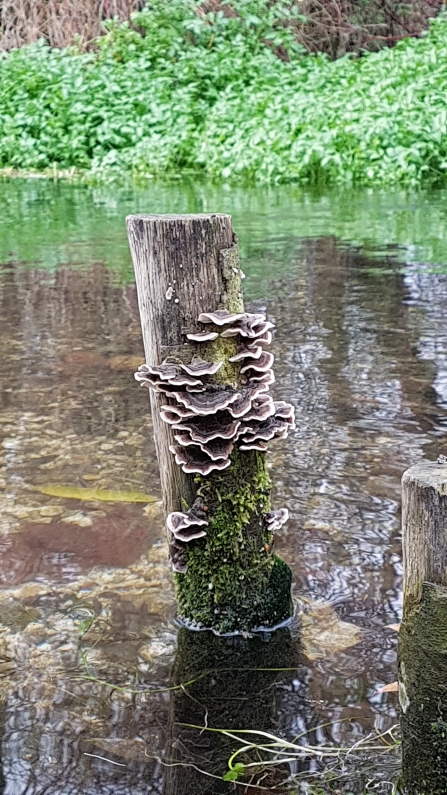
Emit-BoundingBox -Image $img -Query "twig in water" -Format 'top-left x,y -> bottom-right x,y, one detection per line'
84,752 -> 126,767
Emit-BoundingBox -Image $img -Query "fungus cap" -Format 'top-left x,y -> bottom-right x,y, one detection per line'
169,444 -> 232,474
220,319 -> 274,339
239,440 -> 268,452
264,508 -> 289,531
181,359 -> 223,377
248,370 -> 275,390
171,414 -> 241,443
241,416 -> 290,443
243,395 -> 275,422
228,345 -> 263,363
172,389 -> 240,416
167,511 -> 208,534
173,433 -> 235,461
186,331 -> 219,342
170,544 -> 188,574
160,405 -> 197,423
253,330 -> 272,347
197,310 -> 246,325
226,386 -> 264,418
240,351 -> 274,374
172,525 -> 207,542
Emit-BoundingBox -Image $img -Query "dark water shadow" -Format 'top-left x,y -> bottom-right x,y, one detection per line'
163,628 -> 301,795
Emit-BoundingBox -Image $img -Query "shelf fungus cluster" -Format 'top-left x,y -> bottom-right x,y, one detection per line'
135,310 -> 294,574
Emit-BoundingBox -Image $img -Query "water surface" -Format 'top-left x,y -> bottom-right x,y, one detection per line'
1,179 -> 447,794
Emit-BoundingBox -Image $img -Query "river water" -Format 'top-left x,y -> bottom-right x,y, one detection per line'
1,179 -> 447,794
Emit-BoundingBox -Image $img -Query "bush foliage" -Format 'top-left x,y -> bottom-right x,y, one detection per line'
1,0 -> 446,186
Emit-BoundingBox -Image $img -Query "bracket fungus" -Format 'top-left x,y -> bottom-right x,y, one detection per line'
254,330 -> 273,347
246,370 -> 275,388
264,508 -> 289,532
170,542 -> 189,574
228,344 -> 263,363
167,498 -> 209,570
159,405 -> 197,423
134,309 -> 295,578
181,359 -> 223,377
171,414 -> 241,443
240,350 -> 274,374
186,330 -> 219,342
239,440 -> 269,452
172,389 -> 240,415
173,432 -> 236,461
243,395 -> 276,422
197,310 -> 247,325
170,444 -> 232,475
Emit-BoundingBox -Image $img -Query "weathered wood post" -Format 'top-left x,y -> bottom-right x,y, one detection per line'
398,459 -> 447,795
126,214 -> 293,635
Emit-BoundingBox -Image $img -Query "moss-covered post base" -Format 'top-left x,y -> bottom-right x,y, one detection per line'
399,583 -> 447,795
163,627 -> 299,795
399,461 -> 447,794
127,213 -> 293,636
176,448 -> 292,635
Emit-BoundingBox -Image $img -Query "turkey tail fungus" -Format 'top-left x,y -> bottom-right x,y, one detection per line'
127,213 -> 293,635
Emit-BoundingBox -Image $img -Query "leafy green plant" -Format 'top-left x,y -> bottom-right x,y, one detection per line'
1,2 -> 447,187
180,720 -> 401,791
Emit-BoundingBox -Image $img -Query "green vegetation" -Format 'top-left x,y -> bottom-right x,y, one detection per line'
179,720 -> 401,791
1,0 -> 447,186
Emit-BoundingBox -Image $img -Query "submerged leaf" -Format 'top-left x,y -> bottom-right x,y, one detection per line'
386,623 -> 401,632
376,681 -> 399,694
36,485 -> 158,503
299,599 -> 361,661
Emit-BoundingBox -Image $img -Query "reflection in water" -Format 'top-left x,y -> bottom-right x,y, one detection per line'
164,628 -> 300,795
0,224 -> 447,792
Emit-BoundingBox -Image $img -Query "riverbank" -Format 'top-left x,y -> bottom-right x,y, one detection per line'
1,2 -> 446,187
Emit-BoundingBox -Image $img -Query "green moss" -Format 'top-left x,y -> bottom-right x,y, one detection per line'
206,334 -> 239,385
201,248 -> 245,384
175,448 -> 292,634
399,583 -> 447,794
221,244 -> 245,315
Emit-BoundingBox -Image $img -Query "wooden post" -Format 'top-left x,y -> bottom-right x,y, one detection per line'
126,214 -> 292,635
399,460 -> 447,795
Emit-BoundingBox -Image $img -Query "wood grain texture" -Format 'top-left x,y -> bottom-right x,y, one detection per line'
126,213 -> 237,516
402,461 -> 447,607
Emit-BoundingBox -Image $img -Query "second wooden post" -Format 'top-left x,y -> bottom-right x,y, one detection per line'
399,460 -> 447,794
127,213 -> 293,635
